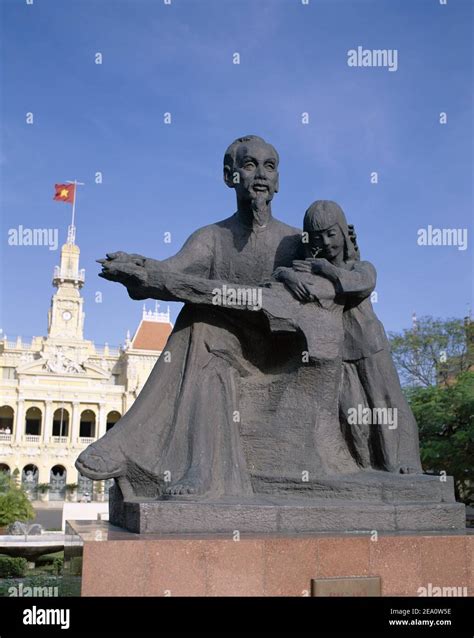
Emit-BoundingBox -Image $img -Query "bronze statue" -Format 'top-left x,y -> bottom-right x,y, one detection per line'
75,136 -> 463,533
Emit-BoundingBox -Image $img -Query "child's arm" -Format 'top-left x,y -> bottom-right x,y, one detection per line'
293,259 -> 376,301
319,260 -> 376,300
332,261 -> 376,299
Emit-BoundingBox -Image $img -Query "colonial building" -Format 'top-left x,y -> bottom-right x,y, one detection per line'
0,225 -> 173,500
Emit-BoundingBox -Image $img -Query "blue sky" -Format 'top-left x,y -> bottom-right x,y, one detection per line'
1,0 -> 472,347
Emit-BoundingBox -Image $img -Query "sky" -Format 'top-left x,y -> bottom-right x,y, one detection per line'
1,0 -> 472,347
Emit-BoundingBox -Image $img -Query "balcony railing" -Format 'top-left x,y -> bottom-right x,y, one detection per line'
4,340 -> 33,350
24,435 -> 41,443
79,437 -> 95,445
95,345 -> 120,357
51,436 -> 68,444
53,265 -> 85,283
0,433 -> 12,442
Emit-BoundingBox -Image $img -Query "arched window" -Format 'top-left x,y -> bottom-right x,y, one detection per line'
0,406 -> 14,435
49,465 -> 67,500
22,464 -> 39,493
106,411 -> 121,432
25,407 -> 42,436
0,463 -> 10,475
78,473 -> 93,498
52,408 -> 70,437
80,410 -> 96,438
50,465 -> 66,481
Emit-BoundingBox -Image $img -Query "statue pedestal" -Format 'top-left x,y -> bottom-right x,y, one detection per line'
65,520 -> 473,597
109,474 -> 465,534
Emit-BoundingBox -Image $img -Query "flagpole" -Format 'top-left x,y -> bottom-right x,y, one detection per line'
71,180 -> 77,230
66,180 -> 84,244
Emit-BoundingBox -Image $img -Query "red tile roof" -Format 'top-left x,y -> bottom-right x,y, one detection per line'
131,321 -> 172,351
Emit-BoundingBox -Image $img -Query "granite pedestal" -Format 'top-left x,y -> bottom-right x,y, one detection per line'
65,520 -> 473,597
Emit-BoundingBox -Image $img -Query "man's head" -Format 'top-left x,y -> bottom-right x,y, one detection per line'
223,136 -> 280,216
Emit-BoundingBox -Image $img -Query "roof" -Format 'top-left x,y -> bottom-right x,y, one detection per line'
131,320 -> 173,351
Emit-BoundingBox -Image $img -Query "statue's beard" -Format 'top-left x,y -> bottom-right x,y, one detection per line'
251,192 -> 271,226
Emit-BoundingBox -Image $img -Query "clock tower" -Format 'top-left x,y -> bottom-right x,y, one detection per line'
48,226 -> 85,341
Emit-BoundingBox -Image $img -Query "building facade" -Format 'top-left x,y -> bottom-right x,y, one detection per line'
0,228 -> 172,500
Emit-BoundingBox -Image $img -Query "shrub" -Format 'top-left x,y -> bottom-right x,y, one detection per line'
0,475 -> 35,527
52,556 -> 64,576
0,556 -> 28,578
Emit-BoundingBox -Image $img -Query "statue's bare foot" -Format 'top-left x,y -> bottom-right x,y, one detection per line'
164,480 -> 198,496
76,441 -> 126,480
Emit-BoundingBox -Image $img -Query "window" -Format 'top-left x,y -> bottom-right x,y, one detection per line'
52,408 -> 69,437
25,407 -> 42,436
79,410 -> 96,438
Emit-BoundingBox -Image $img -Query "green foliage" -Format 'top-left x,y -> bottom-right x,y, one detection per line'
37,484 -> 50,494
35,551 -> 63,567
34,553 -> 64,576
389,316 -> 470,387
0,474 -> 35,527
407,372 -> 474,505
65,483 -> 78,491
52,556 -> 64,576
0,556 -> 28,578
0,472 -> 10,493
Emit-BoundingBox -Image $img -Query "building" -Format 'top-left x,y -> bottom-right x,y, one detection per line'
0,225 -> 173,500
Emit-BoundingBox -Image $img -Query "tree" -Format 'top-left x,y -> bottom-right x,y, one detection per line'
389,316 -> 471,387
406,372 -> 474,505
0,472 -> 35,527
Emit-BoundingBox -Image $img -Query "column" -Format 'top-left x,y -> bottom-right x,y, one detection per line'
123,392 -> 133,415
71,401 -> 81,444
14,400 -> 25,445
43,400 -> 53,444
98,403 -> 107,439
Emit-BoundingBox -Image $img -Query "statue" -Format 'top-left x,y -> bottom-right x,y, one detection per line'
23,469 -> 37,484
76,136 -> 464,533
279,200 -> 422,474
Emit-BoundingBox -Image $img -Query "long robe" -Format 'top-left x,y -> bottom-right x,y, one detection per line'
336,261 -> 422,472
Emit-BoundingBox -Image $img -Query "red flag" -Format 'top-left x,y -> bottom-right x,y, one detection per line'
53,183 -> 75,203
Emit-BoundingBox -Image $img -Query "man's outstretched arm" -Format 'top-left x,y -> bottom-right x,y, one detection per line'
98,226 -> 215,300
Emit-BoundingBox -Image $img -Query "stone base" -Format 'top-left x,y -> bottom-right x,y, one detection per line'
65,520 -> 473,597
109,472 -> 466,534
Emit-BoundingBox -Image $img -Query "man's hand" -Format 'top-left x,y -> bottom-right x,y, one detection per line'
97,252 -> 149,291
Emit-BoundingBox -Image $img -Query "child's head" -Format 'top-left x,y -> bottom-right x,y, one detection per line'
303,200 -> 356,262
